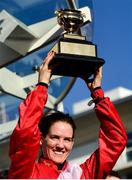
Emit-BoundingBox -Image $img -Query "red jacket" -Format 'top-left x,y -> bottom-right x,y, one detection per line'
8,85 -> 127,179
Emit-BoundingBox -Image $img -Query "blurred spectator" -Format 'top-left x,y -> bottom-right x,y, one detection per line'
106,171 -> 120,179
0,169 -> 8,179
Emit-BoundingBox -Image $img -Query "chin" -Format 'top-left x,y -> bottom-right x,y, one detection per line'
53,158 -> 65,165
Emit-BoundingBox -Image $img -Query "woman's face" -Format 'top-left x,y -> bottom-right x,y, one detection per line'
41,121 -> 74,165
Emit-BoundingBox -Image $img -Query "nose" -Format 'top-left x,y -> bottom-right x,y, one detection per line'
56,139 -> 65,149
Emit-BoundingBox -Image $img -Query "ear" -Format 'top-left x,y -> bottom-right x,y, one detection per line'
41,134 -> 47,141
40,137 -> 42,145
71,139 -> 75,147
40,133 -> 45,145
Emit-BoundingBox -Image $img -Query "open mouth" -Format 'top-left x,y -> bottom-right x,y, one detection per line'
53,151 -> 64,155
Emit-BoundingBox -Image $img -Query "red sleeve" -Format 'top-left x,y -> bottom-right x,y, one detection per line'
8,85 -> 48,179
80,88 -> 127,179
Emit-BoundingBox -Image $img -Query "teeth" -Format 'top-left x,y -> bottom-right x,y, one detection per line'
54,151 -> 63,155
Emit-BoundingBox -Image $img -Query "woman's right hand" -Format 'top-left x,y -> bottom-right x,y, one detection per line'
38,51 -> 56,85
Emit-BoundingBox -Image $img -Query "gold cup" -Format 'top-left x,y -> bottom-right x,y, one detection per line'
56,9 -> 84,34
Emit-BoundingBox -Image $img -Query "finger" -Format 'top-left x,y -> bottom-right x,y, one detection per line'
94,66 -> 102,77
97,65 -> 102,73
48,50 -> 55,56
43,51 -> 55,64
99,66 -> 103,74
42,51 -> 56,66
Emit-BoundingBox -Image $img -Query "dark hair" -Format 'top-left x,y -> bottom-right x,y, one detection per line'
109,171 -> 120,178
39,112 -> 76,138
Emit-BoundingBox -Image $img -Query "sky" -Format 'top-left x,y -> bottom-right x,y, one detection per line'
0,0 -> 132,117
63,0 -> 132,114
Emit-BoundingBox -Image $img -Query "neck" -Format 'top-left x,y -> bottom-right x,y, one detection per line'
57,161 -> 66,170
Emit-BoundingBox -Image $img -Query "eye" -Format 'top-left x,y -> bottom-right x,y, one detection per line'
50,135 -> 59,140
64,137 -> 73,142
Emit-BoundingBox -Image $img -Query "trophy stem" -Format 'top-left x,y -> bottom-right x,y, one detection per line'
66,0 -> 81,35
66,0 -> 77,10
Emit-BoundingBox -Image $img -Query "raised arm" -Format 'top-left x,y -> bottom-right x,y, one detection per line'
8,51 -> 55,179
80,67 -> 127,179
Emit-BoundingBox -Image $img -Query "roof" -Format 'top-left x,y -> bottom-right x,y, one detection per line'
72,86 -> 132,115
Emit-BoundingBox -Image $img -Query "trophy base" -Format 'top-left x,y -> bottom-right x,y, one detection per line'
50,53 -> 105,77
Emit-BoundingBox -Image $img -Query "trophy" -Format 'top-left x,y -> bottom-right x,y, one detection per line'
50,9 -> 105,77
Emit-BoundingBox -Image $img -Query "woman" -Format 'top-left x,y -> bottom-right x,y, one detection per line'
8,51 -> 127,179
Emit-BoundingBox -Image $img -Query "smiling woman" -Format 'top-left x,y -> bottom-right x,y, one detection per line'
8,51 -> 127,179
41,119 -> 74,165
39,111 -> 75,166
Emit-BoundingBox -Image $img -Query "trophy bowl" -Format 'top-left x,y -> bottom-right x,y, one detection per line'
55,9 -> 84,34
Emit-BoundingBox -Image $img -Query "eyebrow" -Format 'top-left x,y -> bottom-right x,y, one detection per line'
50,134 -> 73,140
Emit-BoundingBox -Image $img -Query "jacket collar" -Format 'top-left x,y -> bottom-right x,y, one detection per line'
38,156 -> 68,171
